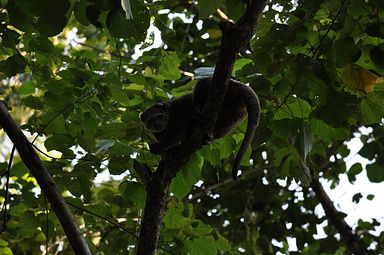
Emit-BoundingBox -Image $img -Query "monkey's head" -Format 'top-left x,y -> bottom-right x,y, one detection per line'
139,103 -> 170,133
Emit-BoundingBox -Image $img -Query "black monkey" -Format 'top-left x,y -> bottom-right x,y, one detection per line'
140,78 -> 260,180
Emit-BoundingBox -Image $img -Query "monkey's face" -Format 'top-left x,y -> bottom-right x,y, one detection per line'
140,103 -> 169,133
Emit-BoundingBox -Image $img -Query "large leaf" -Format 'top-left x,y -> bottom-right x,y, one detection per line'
274,98 -> 312,120
158,51 -> 181,80
170,154 -> 204,198
366,164 -> 384,183
184,237 -> 217,255
360,93 -> 384,124
106,2 -> 149,40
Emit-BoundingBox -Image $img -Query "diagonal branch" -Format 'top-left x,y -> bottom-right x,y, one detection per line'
311,178 -> 368,255
0,102 -> 92,255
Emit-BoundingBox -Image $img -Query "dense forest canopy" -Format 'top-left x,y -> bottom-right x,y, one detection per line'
0,0 -> 384,254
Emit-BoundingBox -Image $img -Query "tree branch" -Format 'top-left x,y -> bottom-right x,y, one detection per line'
0,102 -> 92,255
311,178 -> 368,255
188,165 -> 274,201
136,1 -> 267,254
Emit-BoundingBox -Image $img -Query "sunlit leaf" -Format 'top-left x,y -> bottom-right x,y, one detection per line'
341,64 -> 384,93
159,51 -> 181,80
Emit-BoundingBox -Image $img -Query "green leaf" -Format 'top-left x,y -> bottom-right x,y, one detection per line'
216,231 -> 231,251
366,164 -> 384,183
193,221 -> 213,235
28,36 -> 54,53
358,142 -> 378,160
347,163 -> 363,183
184,237 -> 217,255
19,211 -> 40,238
2,28 -> 20,48
119,181 -> 146,207
106,3 -> 149,40
274,98 -> 312,120
0,54 -> 27,76
110,84 -> 130,106
233,58 -> 253,74
310,118 -> 348,142
40,218 -> 55,240
198,0 -> 222,19
360,93 -> 384,124
352,193 -> 363,203
0,247 -> 13,255
9,203 -> 28,217
225,0 -> 246,21
366,194 -> 375,200
108,156 -> 128,175
163,211 -> 194,229
0,239 -> 9,247
170,154 -> 203,198
101,123 -> 129,139
74,0 -> 91,26
6,1 -> 34,32
11,161 -> 28,177
44,134 -> 75,152
18,80 -> 36,95
158,51 -> 181,80
35,15 -> 68,37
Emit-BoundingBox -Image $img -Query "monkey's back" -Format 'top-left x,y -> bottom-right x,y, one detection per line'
213,80 -> 253,138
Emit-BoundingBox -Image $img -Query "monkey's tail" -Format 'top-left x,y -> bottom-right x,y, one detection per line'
232,87 -> 260,180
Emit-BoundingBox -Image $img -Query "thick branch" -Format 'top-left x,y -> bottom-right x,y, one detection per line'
311,178 -> 368,255
0,102 -> 91,255
136,1 -> 267,254
203,0 -> 267,134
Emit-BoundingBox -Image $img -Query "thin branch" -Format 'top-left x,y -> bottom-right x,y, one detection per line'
72,40 -> 130,60
133,160 -> 152,185
66,201 -> 174,254
66,201 -> 137,238
312,0 -> 348,57
0,146 -> 15,234
189,165 -> 274,201
32,88 -> 97,143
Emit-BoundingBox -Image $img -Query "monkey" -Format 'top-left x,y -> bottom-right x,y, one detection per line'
140,77 -> 260,180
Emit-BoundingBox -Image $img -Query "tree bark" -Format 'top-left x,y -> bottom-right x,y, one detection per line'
0,102 -> 92,255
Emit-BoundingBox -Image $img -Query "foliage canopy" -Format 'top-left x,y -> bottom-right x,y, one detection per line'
0,0 -> 384,254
